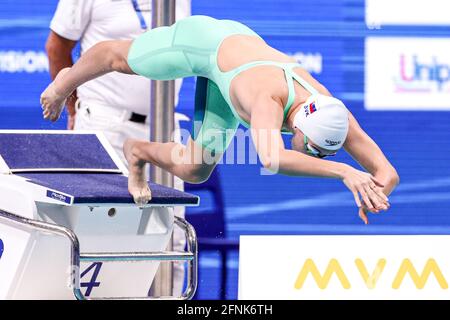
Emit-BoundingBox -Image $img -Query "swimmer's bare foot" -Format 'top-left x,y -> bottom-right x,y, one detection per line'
40,67 -> 71,122
124,138 -> 152,206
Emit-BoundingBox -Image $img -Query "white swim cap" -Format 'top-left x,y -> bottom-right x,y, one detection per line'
293,94 -> 349,151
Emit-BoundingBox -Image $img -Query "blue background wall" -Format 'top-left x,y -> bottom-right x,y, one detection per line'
1,0 -> 449,299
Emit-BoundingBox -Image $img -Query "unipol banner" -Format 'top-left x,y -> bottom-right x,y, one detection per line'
239,235 -> 450,300
365,37 -> 450,110
366,0 -> 450,27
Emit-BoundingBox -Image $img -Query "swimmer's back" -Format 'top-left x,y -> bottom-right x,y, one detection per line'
127,15 -> 261,79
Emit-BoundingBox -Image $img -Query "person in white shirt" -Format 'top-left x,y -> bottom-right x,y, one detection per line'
45,0 -> 191,297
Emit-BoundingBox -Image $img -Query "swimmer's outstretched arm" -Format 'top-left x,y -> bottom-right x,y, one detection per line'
41,40 -> 133,121
343,112 -> 399,223
250,96 -> 395,223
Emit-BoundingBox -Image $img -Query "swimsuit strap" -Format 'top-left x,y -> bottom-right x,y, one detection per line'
227,60 -> 284,77
283,68 -> 296,119
288,65 -> 319,95
225,60 -> 319,123
282,64 -> 320,119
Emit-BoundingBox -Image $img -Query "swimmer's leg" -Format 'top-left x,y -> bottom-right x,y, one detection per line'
42,17 -> 203,121
123,137 -> 222,205
41,40 -> 134,121
124,77 -> 238,205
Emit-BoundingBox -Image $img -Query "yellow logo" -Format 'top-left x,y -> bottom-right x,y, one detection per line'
355,258 -> 386,289
294,259 -> 351,289
294,258 -> 448,290
392,258 -> 448,289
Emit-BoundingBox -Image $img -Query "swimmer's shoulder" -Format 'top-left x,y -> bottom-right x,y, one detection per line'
291,66 -> 331,96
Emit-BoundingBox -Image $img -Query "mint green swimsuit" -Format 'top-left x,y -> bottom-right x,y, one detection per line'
127,15 -> 318,153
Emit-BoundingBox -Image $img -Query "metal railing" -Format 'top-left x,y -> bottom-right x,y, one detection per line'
0,209 -> 197,300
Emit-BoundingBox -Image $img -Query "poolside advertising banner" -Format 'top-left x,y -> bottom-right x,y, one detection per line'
366,0 -> 450,27
365,37 -> 450,110
239,235 -> 450,300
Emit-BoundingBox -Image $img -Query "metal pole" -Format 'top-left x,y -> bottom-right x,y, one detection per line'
150,0 -> 176,298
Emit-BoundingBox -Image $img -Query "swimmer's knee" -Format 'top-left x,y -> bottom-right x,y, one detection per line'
108,40 -> 134,74
183,165 -> 213,184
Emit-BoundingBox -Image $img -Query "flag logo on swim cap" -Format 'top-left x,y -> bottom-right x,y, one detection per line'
304,102 -> 317,117
293,94 -> 349,151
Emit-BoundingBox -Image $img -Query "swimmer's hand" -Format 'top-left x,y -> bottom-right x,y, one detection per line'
40,67 -> 71,122
358,204 -> 390,225
341,166 -> 390,224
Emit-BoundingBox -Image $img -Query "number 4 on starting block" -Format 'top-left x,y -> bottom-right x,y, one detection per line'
0,239 -> 3,260
80,262 -> 103,297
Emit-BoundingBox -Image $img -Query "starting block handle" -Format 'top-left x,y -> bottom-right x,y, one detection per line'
80,251 -> 194,262
0,209 -> 198,300
174,215 -> 198,300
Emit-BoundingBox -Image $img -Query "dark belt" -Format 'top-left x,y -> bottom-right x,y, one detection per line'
129,112 -> 147,124
78,101 -> 147,124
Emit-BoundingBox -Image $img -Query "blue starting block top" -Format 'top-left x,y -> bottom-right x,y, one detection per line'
0,131 -> 199,206
19,173 -> 199,205
0,132 -> 119,171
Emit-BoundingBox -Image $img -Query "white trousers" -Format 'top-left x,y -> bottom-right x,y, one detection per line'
74,101 -> 187,296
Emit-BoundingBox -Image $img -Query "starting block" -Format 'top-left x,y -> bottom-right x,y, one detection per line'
0,130 -> 199,300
